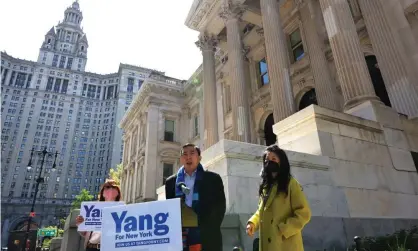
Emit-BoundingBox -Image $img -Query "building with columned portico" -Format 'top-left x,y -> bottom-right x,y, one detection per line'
120,0 -> 418,250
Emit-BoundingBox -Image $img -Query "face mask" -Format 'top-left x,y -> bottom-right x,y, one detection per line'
264,160 -> 280,173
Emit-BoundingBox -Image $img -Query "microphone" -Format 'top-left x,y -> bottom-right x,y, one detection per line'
177,182 -> 191,195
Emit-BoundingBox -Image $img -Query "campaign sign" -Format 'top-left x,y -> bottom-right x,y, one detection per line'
78,201 -> 125,231
101,198 -> 182,251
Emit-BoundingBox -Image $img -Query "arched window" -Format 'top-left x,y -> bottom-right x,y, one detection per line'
299,88 -> 318,111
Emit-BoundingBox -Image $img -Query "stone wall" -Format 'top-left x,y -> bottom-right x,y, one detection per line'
274,103 -> 418,219
49,237 -> 62,251
59,209 -> 84,251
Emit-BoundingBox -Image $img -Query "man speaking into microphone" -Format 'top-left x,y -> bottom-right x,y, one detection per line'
165,143 -> 226,251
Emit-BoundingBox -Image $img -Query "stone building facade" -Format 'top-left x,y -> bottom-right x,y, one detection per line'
120,0 -> 418,249
0,1 -> 182,247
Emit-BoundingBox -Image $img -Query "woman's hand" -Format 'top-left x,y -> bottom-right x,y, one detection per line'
75,215 -> 84,226
246,222 -> 255,237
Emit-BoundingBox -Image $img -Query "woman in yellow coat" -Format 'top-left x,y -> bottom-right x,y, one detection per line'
246,145 -> 311,251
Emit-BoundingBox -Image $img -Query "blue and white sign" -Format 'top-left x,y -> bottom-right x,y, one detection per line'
101,198 -> 182,251
78,201 -> 125,231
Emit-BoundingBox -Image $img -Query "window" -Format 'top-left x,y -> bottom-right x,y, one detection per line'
194,116 -> 199,137
290,29 -> 304,62
223,85 -> 232,113
163,163 -> 174,184
127,78 -> 134,93
46,77 -> 54,91
59,56 -> 66,68
52,55 -> 59,67
138,79 -> 144,89
67,58 -> 73,69
258,58 -> 269,85
164,119 -> 175,142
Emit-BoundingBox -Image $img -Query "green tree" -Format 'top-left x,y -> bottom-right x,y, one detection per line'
71,189 -> 94,209
109,164 -> 123,185
59,218 -> 66,229
42,238 -> 52,248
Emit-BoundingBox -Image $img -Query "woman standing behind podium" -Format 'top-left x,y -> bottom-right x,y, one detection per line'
75,179 -> 122,251
246,145 -> 311,251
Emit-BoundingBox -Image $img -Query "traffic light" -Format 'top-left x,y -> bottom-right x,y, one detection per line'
29,212 -> 35,217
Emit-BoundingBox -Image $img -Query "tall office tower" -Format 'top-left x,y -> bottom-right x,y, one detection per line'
0,1 -> 182,243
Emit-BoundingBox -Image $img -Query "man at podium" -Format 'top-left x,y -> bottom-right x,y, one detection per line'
165,143 -> 226,251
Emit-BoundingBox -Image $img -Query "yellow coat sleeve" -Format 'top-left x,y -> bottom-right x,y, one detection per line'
248,197 -> 263,231
278,178 -> 311,239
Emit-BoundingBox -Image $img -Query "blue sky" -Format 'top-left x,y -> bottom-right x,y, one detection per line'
0,0 -> 201,80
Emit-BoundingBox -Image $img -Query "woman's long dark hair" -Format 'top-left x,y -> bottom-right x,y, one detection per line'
258,145 -> 291,197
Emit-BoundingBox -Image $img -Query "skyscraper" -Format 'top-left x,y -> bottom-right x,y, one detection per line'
0,1 -> 182,241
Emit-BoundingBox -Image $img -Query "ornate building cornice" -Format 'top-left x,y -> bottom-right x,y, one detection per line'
185,0 -> 219,31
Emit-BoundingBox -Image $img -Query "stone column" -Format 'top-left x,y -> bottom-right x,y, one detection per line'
136,122 -> 141,152
136,162 -> 143,199
381,0 -> 418,75
319,0 -> 379,110
125,135 -> 130,162
133,162 -> 138,202
143,104 -> 159,200
126,169 -> 131,203
411,12 -> 418,42
123,170 -> 129,201
358,0 -> 418,117
196,35 -> 219,148
220,2 -> 251,142
300,1 -> 340,111
260,0 -> 296,120
129,134 -> 134,162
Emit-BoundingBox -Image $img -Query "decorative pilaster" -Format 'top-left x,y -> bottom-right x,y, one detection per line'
260,0 -> 296,122
319,0 -> 379,110
300,0 -> 340,111
358,0 -> 418,117
196,34 -> 219,148
219,1 -> 252,142
143,105 -> 159,199
136,122 -> 141,155
133,162 -> 138,202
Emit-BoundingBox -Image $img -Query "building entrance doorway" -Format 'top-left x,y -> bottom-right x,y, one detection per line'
264,113 -> 276,146
298,88 -> 318,111
365,55 -> 391,107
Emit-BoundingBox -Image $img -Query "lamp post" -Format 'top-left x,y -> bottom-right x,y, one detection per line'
22,147 -> 59,251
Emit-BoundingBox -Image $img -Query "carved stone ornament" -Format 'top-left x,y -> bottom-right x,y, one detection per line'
297,78 -> 306,89
219,0 -> 246,21
256,27 -> 264,37
295,0 -> 304,9
195,34 -> 219,51
242,46 -> 251,61
242,46 -> 251,55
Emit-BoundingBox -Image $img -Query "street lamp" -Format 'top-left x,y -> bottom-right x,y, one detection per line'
22,147 -> 59,251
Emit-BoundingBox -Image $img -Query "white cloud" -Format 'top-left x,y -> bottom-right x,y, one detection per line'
0,0 -> 202,80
